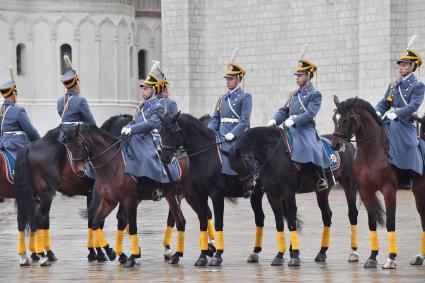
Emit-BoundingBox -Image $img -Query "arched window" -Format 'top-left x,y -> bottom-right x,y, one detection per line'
138,49 -> 147,80
60,44 -> 72,74
16,43 -> 26,76
130,47 -> 134,78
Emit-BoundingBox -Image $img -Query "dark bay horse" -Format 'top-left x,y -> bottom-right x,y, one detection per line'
14,114 -> 132,266
227,126 -> 359,266
331,96 -> 425,269
61,124 -> 198,268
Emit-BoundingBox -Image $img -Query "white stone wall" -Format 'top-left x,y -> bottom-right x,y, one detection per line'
0,0 -> 161,134
162,0 -> 425,133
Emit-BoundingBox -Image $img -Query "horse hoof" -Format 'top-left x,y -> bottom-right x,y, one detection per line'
124,257 -> 136,268
19,254 -> 30,267
348,251 -> 360,263
106,248 -> 116,261
164,248 -> 173,260
194,257 -> 208,267
46,250 -> 57,262
315,253 -> 327,263
271,256 -> 284,266
31,252 -> 40,261
247,252 -> 259,263
96,253 -> 108,262
119,253 -> 128,264
363,259 -> 378,268
207,243 -> 217,257
210,257 -> 222,266
168,254 -> 181,265
39,257 -> 51,267
382,258 -> 397,269
87,250 -> 97,262
288,258 -> 301,267
410,254 -> 424,266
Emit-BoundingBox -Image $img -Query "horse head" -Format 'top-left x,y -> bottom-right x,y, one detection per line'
228,141 -> 259,192
159,112 -> 181,164
331,95 -> 360,150
60,124 -> 89,176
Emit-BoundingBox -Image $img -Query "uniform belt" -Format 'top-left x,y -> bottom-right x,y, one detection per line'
61,121 -> 84,125
221,118 -> 239,123
2,131 -> 26,136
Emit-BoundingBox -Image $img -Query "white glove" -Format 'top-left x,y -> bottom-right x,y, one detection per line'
376,111 -> 382,117
121,126 -> 132,135
225,133 -> 235,141
284,118 -> 295,128
387,112 -> 397,121
267,119 -> 277,127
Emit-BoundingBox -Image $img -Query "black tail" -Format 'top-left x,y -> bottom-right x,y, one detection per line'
282,197 -> 304,233
14,148 -> 35,231
373,193 -> 386,227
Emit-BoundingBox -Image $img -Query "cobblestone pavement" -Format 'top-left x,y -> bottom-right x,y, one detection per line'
0,189 -> 424,282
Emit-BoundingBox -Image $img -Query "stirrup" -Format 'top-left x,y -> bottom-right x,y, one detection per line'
317,179 -> 329,191
152,188 -> 164,201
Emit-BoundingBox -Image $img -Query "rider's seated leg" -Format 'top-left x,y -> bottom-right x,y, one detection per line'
301,163 -> 329,191
397,169 -> 413,190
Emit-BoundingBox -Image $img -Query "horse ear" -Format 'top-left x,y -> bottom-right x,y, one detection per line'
333,95 -> 340,107
172,111 -> 181,123
159,114 -> 164,122
347,96 -> 358,108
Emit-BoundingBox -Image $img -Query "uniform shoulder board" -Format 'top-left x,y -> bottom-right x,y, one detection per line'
216,95 -> 224,111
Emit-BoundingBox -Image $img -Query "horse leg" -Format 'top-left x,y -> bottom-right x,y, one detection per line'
91,198 -> 117,262
411,185 -> 425,265
115,204 -> 129,264
206,205 -> 217,257
163,209 -> 175,260
210,191 -> 225,266
40,212 -> 57,262
360,189 -> 380,268
267,192 -> 286,266
165,192 -> 186,265
381,186 -> 398,269
339,177 -> 360,262
33,193 -> 53,266
123,199 -> 141,268
86,192 -> 99,262
314,190 -> 332,263
247,191 -> 265,263
285,191 -> 301,267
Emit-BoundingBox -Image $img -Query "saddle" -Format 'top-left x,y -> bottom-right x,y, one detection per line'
0,150 -> 15,184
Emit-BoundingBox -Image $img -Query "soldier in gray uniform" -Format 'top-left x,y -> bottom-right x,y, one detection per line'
375,35 -> 424,188
268,52 -> 331,190
208,49 -> 252,195
0,67 -> 40,161
121,61 -> 181,201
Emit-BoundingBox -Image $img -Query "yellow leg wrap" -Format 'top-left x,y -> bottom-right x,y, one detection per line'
29,232 -> 36,253
200,231 -> 208,250
162,226 -> 173,247
44,229 -> 51,250
216,231 -> 224,250
370,230 -> 379,251
290,231 -> 300,250
351,225 -> 358,249
255,226 -> 264,248
321,226 -> 331,248
18,231 -> 26,254
277,231 -> 286,253
130,234 -> 140,255
176,231 -> 185,253
87,228 -> 95,249
115,230 -> 125,256
422,232 -> 425,255
388,231 -> 398,254
35,230 -> 44,254
94,229 -> 108,248
207,219 -> 215,240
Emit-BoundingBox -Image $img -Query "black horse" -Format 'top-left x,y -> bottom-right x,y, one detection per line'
14,114 -> 132,266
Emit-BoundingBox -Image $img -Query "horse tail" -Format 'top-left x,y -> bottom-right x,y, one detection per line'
372,193 -> 386,227
14,147 -> 35,230
225,197 -> 238,206
281,197 -> 304,233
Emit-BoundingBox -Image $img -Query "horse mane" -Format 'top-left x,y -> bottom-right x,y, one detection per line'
337,98 -> 383,126
235,127 -> 282,150
100,114 -> 132,131
178,113 -> 215,139
79,124 -> 118,143
42,126 -> 61,142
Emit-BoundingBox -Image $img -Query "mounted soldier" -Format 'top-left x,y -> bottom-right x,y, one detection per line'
121,61 -> 181,201
268,45 -> 331,190
375,35 -> 425,188
208,48 -> 252,189
0,66 -> 40,162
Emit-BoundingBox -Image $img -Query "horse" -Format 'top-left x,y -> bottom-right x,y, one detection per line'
14,114 -> 132,266
226,125 -> 359,266
60,123 -> 204,268
331,96 -> 425,269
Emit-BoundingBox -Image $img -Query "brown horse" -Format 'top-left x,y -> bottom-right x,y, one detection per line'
331,96 -> 425,269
